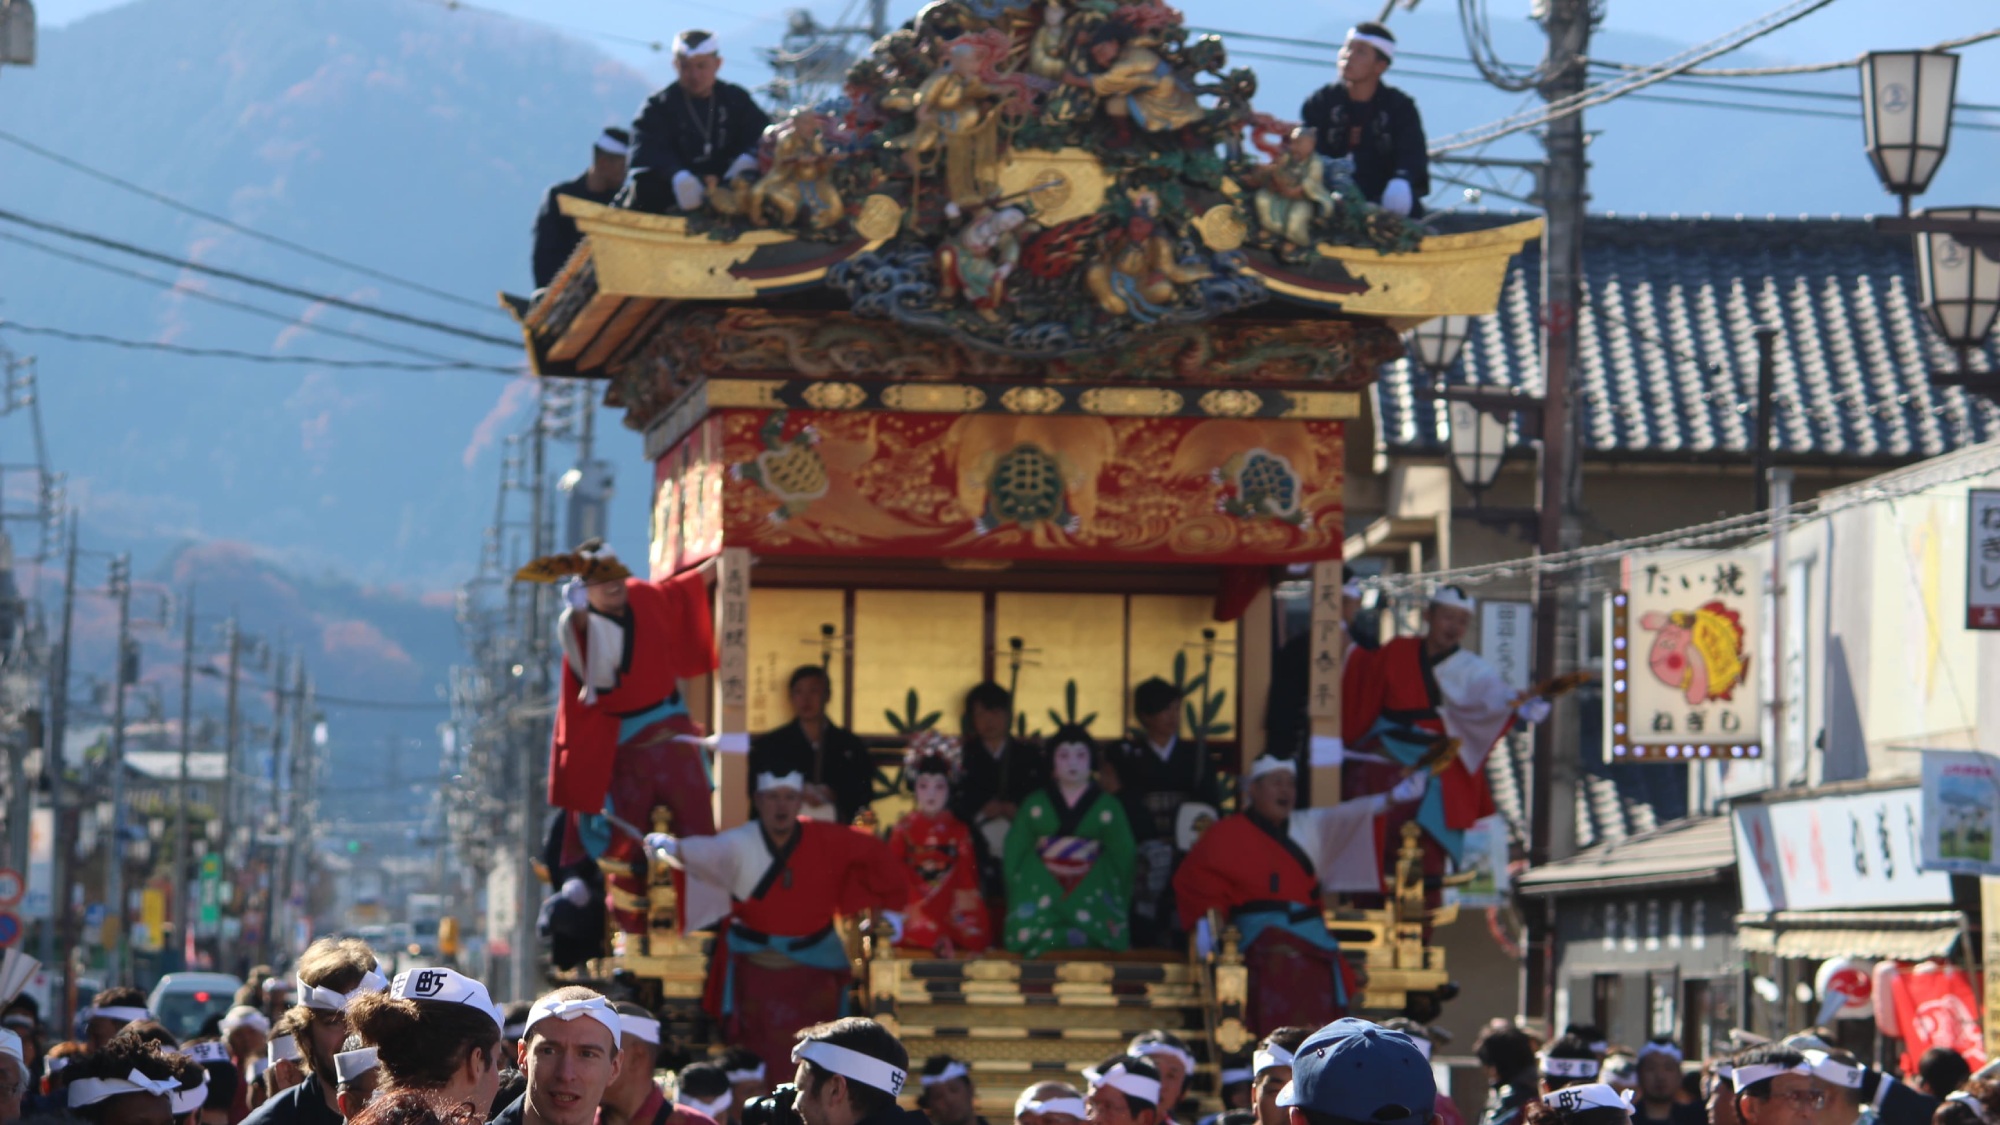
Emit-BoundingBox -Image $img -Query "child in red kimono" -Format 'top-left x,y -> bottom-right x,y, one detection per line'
889,731 -> 993,955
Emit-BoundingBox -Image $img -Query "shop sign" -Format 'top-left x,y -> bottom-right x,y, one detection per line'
1608,549 -> 1763,762
1968,490 -> 2000,629
1734,787 -> 1952,911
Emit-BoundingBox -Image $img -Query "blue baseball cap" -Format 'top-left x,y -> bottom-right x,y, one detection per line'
1277,1019 -> 1435,1125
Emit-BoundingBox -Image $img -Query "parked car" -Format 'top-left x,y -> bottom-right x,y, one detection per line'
147,972 -> 243,1041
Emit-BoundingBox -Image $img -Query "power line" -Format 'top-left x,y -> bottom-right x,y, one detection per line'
0,320 -> 521,373
0,127 -> 509,320
414,0 -> 754,50
1588,26 -> 2000,78
0,230 -> 510,368
0,206 -> 522,351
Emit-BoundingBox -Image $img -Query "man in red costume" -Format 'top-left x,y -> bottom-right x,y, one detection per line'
1174,756 -> 1424,1032
517,540 -> 720,935
1341,585 -> 1548,887
645,770 -> 908,1076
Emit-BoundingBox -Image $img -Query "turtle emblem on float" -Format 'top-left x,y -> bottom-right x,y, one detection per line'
1214,447 -> 1305,525
976,442 -> 1079,534
731,411 -> 830,522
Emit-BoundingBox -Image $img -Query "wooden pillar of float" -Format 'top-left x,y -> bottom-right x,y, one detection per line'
712,546 -> 753,831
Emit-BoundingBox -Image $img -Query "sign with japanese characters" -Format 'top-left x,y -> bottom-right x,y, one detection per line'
1607,549 -> 1763,762
1920,750 -> 2000,876
1734,787 -> 1952,912
1968,490 -> 2000,629
1480,601 -> 1533,692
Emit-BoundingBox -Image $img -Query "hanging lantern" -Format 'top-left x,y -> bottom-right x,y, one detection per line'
1914,206 -> 2000,361
1447,393 -> 1509,494
1406,315 -> 1473,378
0,0 -> 32,67
1859,51 -> 1958,213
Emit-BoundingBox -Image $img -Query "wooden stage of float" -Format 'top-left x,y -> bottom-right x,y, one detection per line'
584,816 -> 1453,1116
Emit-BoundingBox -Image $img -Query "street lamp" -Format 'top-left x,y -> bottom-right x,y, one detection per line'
1447,393 -> 1510,497
0,0 -> 32,67
1859,51 -> 1958,216
1407,315 -> 1473,378
1915,206 -> 2000,375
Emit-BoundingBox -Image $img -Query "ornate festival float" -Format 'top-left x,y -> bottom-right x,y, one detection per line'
510,0 -> 1536,1108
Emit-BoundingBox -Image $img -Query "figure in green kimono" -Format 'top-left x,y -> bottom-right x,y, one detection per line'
1004,725 -> 1136,957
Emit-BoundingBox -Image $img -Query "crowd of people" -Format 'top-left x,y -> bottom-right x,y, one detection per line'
1464,1020 -> 1990,1125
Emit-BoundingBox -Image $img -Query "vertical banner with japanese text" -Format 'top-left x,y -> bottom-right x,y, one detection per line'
1608,549 -> 1764,762
1969,490 -> 2000,629
1480,601 -> 1533,691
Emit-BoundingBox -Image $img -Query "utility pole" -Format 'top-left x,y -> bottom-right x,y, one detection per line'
262,647 -> 288,965
1752,327 -> 1780,511
41,516 -> 75,1018
513,384 -> 551,1001
173,588 -> 194,968
104,553 -> 132,984
285,663 -> 312,949
219,618 -> 240,870
1525,0 -> 1595,1026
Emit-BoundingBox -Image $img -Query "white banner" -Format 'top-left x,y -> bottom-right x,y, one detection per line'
1735,786 -> 1953,912
1480,601 -> 1532,692
1921,750 -> 2000,876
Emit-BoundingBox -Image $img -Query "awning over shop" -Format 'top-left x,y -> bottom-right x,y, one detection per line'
1517,815 -> 1735,896
1735,911 -> 1965,961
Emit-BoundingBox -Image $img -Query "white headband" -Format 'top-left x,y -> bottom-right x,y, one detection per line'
1544,1085 -> 1630,1115
1026,1098 -> 1088,1120
726,1062 -> 767,1084
268,1036 -> 301,1065
1344,27 -> 1396,61
525,994 -> 622,1048
1949,1092 -> 1992,1125
334,1047 -> 381,1084
172,1079 -> 211,1115
793,1040 -> 908,1096
1088,1063 -> 1162,1106
1133,1042 -> 1196,1078
1735,1062 -> 1813,1090
1221,1068 -> 1253,1085
68,1070 -> 182,1108
922,1062 -> 971,1087
1804,1052 -> 1865,1090
298,969 -> 388,1012
1543,1057 -> 1603,1079
1248,757 -> 1296,782
0,1030 -> 19,1065
47,1056 -> 72,1075
619,1013 -> 662,1046
757,771 -> 805,793
1253,1045 -> 1295,1078
595,131 -> 630,157
1431,586 -> 1475,612
88,1006 -> 153,1023
186,1042 -> 232,1066
1639,1042 -> 1683,1064
391,968 -> 505,1029
220,1008 -> 271,1036
673,33 -> 720,59
681,1092 -> 734,1118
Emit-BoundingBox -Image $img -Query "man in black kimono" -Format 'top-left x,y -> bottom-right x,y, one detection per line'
747,664 -> 875,824
950,682 -> 1046,897
1299,22 -> 1429,216
1110,677 -> 1221,948
622,30 -> 771,214
530,127 -> 629,288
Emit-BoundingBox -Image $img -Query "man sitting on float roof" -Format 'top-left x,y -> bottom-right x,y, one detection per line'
646,770 -> 906,1079
623,30 -> 770,215
1173,755 -> 1427,1032
1299,22 -> 1430,217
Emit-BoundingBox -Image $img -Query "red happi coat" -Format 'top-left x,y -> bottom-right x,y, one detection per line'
888,809 -> 992,952
1342,636 -> 1500,833
548,571 -> 717,813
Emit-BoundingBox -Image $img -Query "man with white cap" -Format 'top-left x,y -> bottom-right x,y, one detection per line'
1084,1054 -> 1165,1125
1015,1081 -> 1087,1125
493,988 -> 623,1125
916,1055 -> 984,1125
1173,753 -> 1428,1029
790,1018 -> 927,1125
1297,22 -> 1429,216
0,1027 -> 25,1125
1248,1028 -> 1311,1125
1343,585 -> 1550,897
84,988 -> 154,1050
515,539 -> 719,942
241,938 -> 387,1125
646,770 -> 907,1077
532,127 -> 632,288
623,30 -> 770,214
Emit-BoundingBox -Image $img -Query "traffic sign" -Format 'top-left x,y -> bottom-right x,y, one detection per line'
0,911 -> 20,949
0,869 -> 21,907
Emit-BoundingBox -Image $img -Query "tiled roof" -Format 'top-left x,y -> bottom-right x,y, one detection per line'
1376,215 -> 2000,463
1515,814 -> 1737,896
1484,687 -> 1679,851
